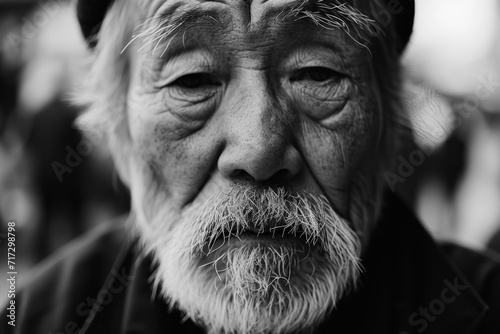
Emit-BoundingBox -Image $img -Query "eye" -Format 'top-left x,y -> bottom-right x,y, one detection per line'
286,65 -> 351,121
290,67 -> 341,83
171,73 -> 221,89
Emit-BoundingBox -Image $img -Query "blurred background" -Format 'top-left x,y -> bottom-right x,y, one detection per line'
0,0 -> 499,302
0,0 -> 130,303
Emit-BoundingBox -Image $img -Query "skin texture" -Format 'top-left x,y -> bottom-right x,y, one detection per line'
71,1 -> 401,331
122,0 -> 381,241
83,1 -> 394,332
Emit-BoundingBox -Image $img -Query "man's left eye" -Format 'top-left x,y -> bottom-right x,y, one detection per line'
286,66 -> 351,120
171,73 -> 221,89
290,67 -> 341,83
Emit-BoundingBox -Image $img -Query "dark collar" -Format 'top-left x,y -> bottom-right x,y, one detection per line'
85,194 -> 488,334
316,194 -> 488,333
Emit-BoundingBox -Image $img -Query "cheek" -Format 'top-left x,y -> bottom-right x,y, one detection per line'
127,101 -> 221,209
297,95 -> 379,203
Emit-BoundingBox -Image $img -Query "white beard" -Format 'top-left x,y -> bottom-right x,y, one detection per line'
134,184 -> 362,334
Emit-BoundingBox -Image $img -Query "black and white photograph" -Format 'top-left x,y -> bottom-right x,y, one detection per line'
0,0 -> 499,333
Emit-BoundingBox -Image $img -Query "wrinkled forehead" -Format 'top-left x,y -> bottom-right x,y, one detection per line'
124,0 -> 386,64
136,0 -> 381,46
143,0 -> 372,21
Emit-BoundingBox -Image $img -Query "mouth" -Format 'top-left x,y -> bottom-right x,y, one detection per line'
216,222 -> 308,246
231,223 -> 306,239
196,221 -> 328,280
201,222 -> 312,259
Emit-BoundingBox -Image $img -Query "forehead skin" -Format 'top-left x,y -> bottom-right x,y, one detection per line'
144,0 -> 346,25
126,0 -> 379,226
132,0 -> 372,83
137,0 -> 375,56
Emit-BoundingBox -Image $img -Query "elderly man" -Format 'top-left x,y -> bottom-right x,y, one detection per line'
3,0 -> 500,333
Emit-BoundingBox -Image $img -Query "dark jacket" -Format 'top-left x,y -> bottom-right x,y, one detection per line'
3,195 -> 500,333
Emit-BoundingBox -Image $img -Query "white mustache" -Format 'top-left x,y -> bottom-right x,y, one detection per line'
179,184 -> 359,266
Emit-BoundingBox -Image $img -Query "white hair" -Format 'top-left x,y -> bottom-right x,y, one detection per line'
132,184 -> 361,334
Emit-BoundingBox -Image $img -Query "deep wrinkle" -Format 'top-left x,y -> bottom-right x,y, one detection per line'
130,0 -> 380,59
126,0 -> 381,246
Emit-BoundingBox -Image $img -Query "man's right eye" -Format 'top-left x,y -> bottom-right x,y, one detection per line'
170,73 -> 221,90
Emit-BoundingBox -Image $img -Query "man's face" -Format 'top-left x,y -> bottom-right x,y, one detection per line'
123,0 -> 382,332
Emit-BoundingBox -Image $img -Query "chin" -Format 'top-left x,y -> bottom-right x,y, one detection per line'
133,184 -> 364,334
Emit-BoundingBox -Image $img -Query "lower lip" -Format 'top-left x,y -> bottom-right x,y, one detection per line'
198,233 -> 323,276
203,232 -> 310,258
228,232 -> 302,245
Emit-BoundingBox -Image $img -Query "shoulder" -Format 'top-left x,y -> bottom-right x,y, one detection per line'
1,217 -> 130,333
440,242 -> 500,300
440,242 -> 500,330
23,218 -> 129,290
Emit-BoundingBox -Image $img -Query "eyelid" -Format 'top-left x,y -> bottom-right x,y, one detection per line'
170,73 -> 222,90
155,68 -> 218,89
153,50 -> 220,88
283,45 -> 348,75
290,67 -> 342,82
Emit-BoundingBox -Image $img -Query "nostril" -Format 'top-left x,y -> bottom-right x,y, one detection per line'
267,169 -> 292,184
219,144 -> 302,184
231,169 -> 255,181
230,168 -> 294,184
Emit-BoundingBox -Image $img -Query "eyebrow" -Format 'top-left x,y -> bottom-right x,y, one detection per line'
123,0 -> 381,56
281,0 -> 382,49
122,6 -> 221,56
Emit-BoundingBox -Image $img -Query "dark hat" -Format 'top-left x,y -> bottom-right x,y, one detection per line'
76,0 -> 113,49
77,0 -> 414,51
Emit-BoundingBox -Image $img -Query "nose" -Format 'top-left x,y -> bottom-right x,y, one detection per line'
218,79 -> 302,184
